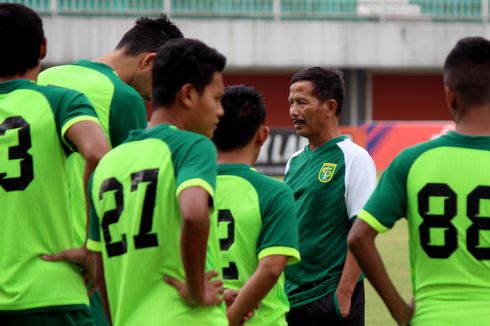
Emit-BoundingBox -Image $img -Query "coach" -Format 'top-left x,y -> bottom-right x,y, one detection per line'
284,67 -> 376,325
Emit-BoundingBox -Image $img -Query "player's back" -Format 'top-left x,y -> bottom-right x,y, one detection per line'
0,79 -> 93,311
39,60 -> 147,146
394,131 -> 490,324
88,124 -> 226,325
39,60 -> 147,247
215,164 -> 300,326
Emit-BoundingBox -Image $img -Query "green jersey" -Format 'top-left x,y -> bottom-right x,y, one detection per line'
87,124 -> 226,325
284,136 -> 376,307
38,60 -> 147,246
0,79 -> 98,311
358,131 -> 490,325
216,164 -> 300,325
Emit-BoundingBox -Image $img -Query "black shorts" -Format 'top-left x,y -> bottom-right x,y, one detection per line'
1,306 -> 95,326
287,281 -> 365,326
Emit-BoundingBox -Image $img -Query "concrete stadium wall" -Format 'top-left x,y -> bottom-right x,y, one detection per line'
43,16 -> 490,69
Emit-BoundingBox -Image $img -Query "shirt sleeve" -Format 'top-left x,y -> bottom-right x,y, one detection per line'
358,153 -> 409,233
344,148 -> 377,219
109,92 -> 147,147
174,137 -> 218,200
44,86 -> 100,153
87,175 -> 102,252
256,183 -> 301,265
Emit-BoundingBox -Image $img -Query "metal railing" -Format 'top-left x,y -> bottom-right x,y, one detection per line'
4,0 -> 490,21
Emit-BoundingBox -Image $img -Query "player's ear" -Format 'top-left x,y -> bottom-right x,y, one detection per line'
445,86 -> 457,110
139,52 -> 156,71
325,99 -> 337,118
257,125 -> 269,146
178,83 -> 197,109
39,38 -> 47,61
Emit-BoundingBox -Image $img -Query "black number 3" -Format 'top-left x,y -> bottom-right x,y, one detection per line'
0,116 -> 33,191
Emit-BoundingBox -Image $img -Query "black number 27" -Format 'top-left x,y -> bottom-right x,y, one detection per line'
0,116 -> 33,191
418,183 -> 490,260
100,168 -> 159,257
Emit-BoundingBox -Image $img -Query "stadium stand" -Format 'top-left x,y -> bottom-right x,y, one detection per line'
9,0 -> 489,20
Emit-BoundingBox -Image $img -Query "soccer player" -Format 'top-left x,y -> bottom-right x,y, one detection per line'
212,85 -> 300,326
39,17 -> 183,325
348,37 -> 490,325
86,38 -> 228,325
0,3 -> 109,325
38,15 -> 183,248
285,67 -> 377,325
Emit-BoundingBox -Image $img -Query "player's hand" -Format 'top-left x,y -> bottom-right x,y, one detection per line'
228,310 -> 254,326
335,287 -> 352,318
393,299 -> 414,326
42,247 -> 95,294
164,270 -> 224,307
224,289 -> 259,325
224,289 -> 239,307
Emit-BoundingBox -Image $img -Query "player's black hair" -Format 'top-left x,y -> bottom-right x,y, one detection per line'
213,85 -> 266,151
290,67 -> 345,116
115,14 -> 183,56
152,38 -> 226,108
0,3 -> 44,77
444,36 -> 490,109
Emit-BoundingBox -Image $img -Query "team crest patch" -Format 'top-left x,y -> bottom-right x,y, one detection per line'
318,162 -> 337,183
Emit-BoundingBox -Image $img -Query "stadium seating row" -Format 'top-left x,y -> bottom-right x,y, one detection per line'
9,0 -> 489,20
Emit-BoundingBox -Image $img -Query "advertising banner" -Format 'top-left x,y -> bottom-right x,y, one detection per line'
256,121 -> 454,176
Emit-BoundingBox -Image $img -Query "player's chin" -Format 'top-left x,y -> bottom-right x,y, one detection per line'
294,124 -> 308,136
204,126 -> 217,138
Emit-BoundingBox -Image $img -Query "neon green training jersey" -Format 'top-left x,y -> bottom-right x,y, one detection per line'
38,60 -> 147,246
87,124 -> 226,325
216,164 -> 300,325
358,131 -> 490,325
0,79 -> 98,312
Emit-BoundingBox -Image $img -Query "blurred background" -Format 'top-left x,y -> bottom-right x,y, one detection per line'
13,0 -> 480,175
7,1 -> 487,323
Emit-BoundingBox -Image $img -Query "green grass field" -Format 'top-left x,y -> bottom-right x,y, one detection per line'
364,219 -> 412,325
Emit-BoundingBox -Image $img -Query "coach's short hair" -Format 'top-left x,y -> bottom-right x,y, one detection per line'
115,14 -> 183,56
213,85 -> 266,151
0,3 -> 44,77
444,36 -> 490,109
152,38 -> 226,108
290,67 -> 345,116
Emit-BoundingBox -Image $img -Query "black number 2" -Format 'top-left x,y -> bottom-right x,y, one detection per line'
218,209 -> 239,280
0,116 -> 33,191
418,183 -> 490,260
100,168 -> 159,258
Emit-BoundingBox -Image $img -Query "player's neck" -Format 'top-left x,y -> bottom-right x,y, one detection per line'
217,148 -> 256,166
308,125 -> 341,151
218,151 -> 255,165
95,50 -> 136,83
147,107 -> 183,129
455,105 -> 490,136
0,66 -> 40,83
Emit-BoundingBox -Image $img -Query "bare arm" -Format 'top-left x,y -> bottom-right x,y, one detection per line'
179,186 -> 221,306
65,120 -> 109,181
227,255 -> 288,326
94,252 -> 112,325
42,121 -> 108,283
65,120 -> 110,238
335,248 -> 362,318
348,219 -> 413,325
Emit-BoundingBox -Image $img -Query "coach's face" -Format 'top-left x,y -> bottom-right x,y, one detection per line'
191,72 -> 225,138
288,80 -> 329,140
